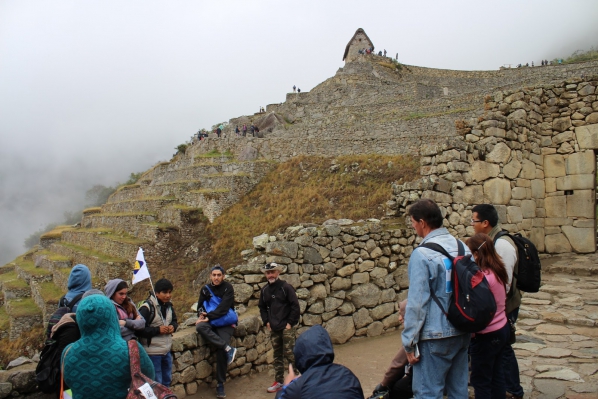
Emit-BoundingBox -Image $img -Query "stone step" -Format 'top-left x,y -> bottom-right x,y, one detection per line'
60,229 -> 149,267
82,213 -> 164,241
48,242 -> 130,284
14,260 -> 54,284
0,271 -> 31,303
150,172 -> 253,187
182,189 -> 233,223
30,280 -> 61,322
32,250 -> 71,271
5,298 -> 43,340
38,225 -> 78,249
101,198 -> 176,214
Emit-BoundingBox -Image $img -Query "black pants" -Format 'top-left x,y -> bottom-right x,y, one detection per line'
390,373 -> 413,399
196,322 -> 234,383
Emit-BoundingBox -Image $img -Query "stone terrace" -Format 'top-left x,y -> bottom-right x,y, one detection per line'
0,152 -> 274,341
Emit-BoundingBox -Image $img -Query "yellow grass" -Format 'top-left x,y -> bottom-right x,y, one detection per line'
207,154 -> 419,267
0,324 -> 45,368
40,225 -> 76,240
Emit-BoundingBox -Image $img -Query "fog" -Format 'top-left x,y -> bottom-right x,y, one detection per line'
1,0 -> 597,265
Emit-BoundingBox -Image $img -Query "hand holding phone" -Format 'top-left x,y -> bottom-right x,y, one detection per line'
414,344 -> 420,359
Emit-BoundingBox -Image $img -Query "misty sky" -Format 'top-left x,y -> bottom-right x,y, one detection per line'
1,0 -> 597,265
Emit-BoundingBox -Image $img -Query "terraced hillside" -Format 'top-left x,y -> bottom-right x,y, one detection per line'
0,151 -> 274,342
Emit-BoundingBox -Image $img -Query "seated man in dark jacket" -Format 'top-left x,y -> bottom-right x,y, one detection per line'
275,325 -> 363,399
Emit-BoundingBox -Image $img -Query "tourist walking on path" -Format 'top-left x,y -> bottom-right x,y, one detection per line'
235,125 -> 240,136
195,265 -> 238,399
258,262 -> 300,393
471,204 -> 524,399
104,279 -> 146,341
242,124 -> 247,137
293,85 -> 296,93
402,199 -> 470,398
466,233 -> 510,399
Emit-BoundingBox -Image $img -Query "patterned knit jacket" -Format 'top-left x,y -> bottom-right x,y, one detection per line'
61,294 -> 155,399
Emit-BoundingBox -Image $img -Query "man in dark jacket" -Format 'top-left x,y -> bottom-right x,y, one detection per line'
258,262 -> 300,393
195,265 -> 237,399
275,325 -> 363,399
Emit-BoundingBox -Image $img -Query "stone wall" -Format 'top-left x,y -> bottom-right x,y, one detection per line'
389,75 -> 598,253
224,219 -> 419,344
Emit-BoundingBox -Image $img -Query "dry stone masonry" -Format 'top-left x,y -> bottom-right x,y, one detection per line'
390,75 -> 598,253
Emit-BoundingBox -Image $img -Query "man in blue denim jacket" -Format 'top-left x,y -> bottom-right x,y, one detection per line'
401,199 -> 470,398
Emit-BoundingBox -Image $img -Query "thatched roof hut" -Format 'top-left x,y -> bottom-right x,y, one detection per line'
342,28 -> 374,62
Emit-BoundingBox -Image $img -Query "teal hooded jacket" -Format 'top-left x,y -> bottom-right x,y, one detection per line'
62,294 -> 155,399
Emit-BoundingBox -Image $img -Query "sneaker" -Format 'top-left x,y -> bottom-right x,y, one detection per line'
216,383 -> 226,398
267,382 -> 283,393
226,346 -> 237,365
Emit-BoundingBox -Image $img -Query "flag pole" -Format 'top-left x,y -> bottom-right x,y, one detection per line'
147,274 -> 166,325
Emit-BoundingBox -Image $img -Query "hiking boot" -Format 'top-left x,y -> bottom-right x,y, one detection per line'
226,346 -> 237,365
267,382 -> 283,393
216,383 -> 226,398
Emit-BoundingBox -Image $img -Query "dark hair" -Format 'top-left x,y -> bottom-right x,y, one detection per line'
112,281 -> 138,318
408,199 -> 443,229
211,264 -> 225,274
472,204 -> 499,227
154,278 -> 173,293
466,233 -> 508,287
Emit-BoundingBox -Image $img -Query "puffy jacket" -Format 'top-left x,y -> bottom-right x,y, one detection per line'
401,228 -> 469,354
258,279 -> 300,331
275,325 -> 363,399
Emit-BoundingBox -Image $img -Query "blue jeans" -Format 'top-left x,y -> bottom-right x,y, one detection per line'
412,333 -> 470,399
503,308 -> 524,397
470,322 -> 510,399
149,353 -> 173,387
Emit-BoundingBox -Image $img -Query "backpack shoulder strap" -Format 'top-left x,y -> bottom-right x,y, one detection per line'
128,339 -> 141,376
493,230 -> 509,242
67,293 -> 84,311
204,284 -> 214,297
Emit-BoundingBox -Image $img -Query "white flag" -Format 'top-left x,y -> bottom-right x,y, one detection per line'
132,247 -> 150,284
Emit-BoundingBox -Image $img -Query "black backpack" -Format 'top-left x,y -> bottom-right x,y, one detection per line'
44,293 -> 84,340
419,239 -> 497,333
494,231 -> 541,293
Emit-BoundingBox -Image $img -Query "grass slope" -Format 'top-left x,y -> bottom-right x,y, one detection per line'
207,154 -> 419,268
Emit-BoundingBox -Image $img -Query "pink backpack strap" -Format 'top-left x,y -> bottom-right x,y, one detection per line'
128,340 -> 141,376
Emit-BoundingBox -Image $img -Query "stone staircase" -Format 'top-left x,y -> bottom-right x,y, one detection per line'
0,152 -> 275,341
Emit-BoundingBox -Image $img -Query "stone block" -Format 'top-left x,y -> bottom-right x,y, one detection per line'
555,174 -> 594,190
588,112 -> 598,123
576,123 -> 598,149
545,234 -> 572,253
347,283 -> 381,308
520,160 -> 536,179
561,226 -> 595,253
521,200 -> 536,218
503,159 -> 522,179
545,178 -> 556,193
265,241 -> 298,258
351,272 -> 369,285
566,190 -> 594,218
471,161 -> 500,182
544,155 -> 566,178
573,219 -> 595,228
325,316 -> 355,344
486,143 -> 511,164
545,196 -> 566,218
530,228 -> 545,252
507,206 -> 523,224
486,127 -> 506,137
531,180 -> 545,198
421,190 -> 452,204
483,178 -> 511,205
566,150 -> 595,175
553,116 -> 572,132
545,217 -> 572,226
453,185 -> 484,205
511,187 -> 527,200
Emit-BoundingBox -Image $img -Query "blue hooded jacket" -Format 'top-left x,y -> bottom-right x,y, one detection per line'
276,325 -> 363,399
62,294 -> 154,399
63,264 -> 92,312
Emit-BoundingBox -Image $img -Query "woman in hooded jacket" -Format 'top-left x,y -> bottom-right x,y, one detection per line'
104,279 -> 145,341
